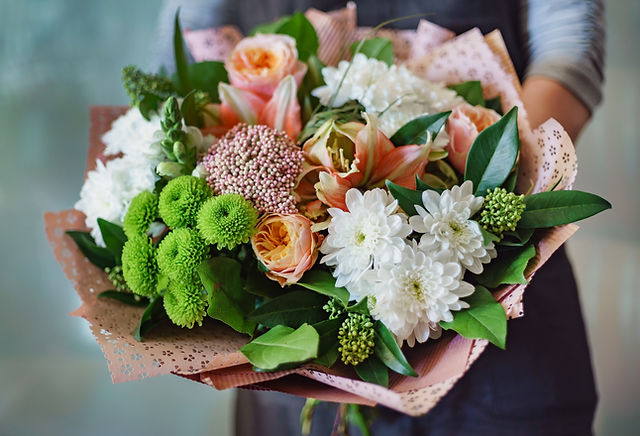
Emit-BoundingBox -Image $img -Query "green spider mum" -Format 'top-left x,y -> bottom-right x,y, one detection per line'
121,235 -> 159,297
123,191 -> 159,238
158,175 -> 212,229
156,228 -> 208,283
163,280 -> 208,329
479,187 -> 526,238
197,194 -> 258,250
338,312 -> 375,366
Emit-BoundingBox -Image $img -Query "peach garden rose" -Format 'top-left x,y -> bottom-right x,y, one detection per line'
446,102 -> 501,174
251,213 -> 323,286
225,34 -> 307,100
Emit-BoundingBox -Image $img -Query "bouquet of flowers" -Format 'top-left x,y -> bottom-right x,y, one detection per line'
46,3 -> 609,419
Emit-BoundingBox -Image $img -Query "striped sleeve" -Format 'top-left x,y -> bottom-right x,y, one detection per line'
524,0 -> 606,112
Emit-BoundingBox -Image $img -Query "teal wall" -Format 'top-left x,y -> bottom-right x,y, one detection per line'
1,1 -> 638,435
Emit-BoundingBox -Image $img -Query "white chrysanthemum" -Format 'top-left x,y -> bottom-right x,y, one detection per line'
312,54 -> 462,136
356,241 -> 475,347
320,188 -> 411,288
75,156 -> 158,246
409,180 -> 495,274
102,107 -> 164,161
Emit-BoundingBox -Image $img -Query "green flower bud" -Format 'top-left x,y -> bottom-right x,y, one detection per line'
338,312 -> 375,366
479,187 -> 526,238
158,175 -> 212,228
173,141 -> 186,164
121,65 -> 176,109
105,265 -> 128,292
156,162 -> 184,178
323,298 -> 345,320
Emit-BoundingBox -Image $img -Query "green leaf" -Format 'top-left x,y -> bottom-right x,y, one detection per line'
198,257 -> 256,335
188,61 -> 228,101
138,93 -> 163,120
500,227 -> 535,247
502,165 -> 518,192
373,321 -> 418,377
464,106 -> 520,196
243,269 -> 286,299
518,190 -> 612,229
247,290 -> 328,328
478,224 -> 500,246
240,324 -> 320,371
297,270 -> 350,307
440,286 -> 507,349
132,296 -> 166,342
65,231 -> 116,269
97,218 -> 127,265
415,175 -> 445,193
275,12 -> 319,61
448,81 -> 485,106
350,37 -> 394,66
385,180 -> 423,216
249,16 -> 290,35
485,96 -> 503,114
98,290 -> 148,307
475,244 -> 536,288
181,90 -> 199,127
353,355 -> 389,387
173,9 -> 191,95
390,111 -> 451,146
346,297 -> 370,315
312,318 -> 342,367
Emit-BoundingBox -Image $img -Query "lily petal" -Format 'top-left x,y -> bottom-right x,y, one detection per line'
315,170 -> 363,210
218,82 -> 266,126
354,113 -> 395,185
259,75 -> 302,139
370,143 -> 431,188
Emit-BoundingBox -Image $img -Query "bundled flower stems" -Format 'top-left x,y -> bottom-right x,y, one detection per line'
46,3 -> 609,421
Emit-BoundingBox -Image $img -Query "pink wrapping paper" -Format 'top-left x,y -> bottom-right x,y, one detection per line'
45,4 -> 582,416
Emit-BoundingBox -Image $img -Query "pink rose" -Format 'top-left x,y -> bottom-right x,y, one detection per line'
225,34 -> 307,100
251,213 -> 323,286
446,102 -> 501,174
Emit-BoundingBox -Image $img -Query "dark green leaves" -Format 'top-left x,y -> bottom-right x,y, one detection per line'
188,61 -> 228,100
373,321 -> 418,377
440,286 -> 507,349
464,106 -> 520,196
350,37 -> 393,66
250,12 -> 318,61
96,218 -> 127,265
518,190 -> 612,228
98,290 -> 148,307
354,355 -> 389,387
385,180 -> 424,216
247,290 -> 328,328
198,257 -> 256,335
448,81 -> 485,106
475,244 -> 536,288
173,10 -> 191,95
240,324 -> 320,371
66,231 -> 116,269
133,296 -> 166,342
312,318 -> 342,367
390,111 -> 451,146
297,270 -> 350,307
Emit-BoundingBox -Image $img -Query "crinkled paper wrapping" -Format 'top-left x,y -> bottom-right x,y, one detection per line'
45,4 -> 580,416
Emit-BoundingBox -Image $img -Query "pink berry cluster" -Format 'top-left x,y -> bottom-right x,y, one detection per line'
201,124 -> 304,214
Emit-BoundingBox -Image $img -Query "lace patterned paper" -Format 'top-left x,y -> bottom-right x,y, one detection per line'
45,6 -> 583,415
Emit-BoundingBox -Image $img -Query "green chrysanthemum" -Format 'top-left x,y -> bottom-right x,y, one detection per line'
123,191 -> 159,238
197,194 -> 258,250
479,187 -> 526,237
156,228 -> 208,283
163,280 -> 208,329
121,235 -> 159,297
338,312 -> 375,366
158,175 -> 212,229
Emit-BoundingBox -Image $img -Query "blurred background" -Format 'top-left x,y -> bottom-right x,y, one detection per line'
0,1 -> 638,435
